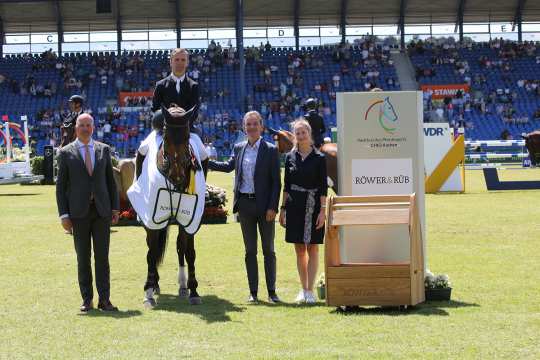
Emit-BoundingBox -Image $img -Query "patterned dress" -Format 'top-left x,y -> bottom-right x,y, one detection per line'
284,148 -> 328,244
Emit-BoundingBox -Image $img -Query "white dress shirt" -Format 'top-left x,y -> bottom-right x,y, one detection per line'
75,138 -> 95,169
171,73 -> 186,93
239,137 -> 261,194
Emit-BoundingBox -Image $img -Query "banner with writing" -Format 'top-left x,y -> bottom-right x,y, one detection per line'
420,84 -> 470,99
337,91 -> 425,263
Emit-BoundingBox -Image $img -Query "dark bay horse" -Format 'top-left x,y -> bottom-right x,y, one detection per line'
267,128 -> 338,194
59,116 -> 77,148
138,105 -> 206,308
522,130 -> 540,166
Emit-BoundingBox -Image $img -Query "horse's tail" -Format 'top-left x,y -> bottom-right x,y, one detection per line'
155,228 -> 169,267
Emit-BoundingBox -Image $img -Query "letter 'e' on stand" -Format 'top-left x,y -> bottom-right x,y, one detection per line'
324,194 -> 425,307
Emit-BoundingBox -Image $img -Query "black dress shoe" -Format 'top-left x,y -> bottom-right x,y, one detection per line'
80,300 -> 93,312
98,300 -> 119,312
247,294 -> 259,304
268,293 -> 281,304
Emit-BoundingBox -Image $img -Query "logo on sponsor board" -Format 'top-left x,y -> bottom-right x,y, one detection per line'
364,97 -> 398,134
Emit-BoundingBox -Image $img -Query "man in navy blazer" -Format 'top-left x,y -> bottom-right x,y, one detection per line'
208,111 -> 281,303
151,48 -> 199,132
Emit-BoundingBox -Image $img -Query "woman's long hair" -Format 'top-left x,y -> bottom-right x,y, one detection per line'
291,118 -> 314,150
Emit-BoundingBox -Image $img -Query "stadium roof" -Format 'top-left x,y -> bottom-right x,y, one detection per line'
0,0 -> 539,33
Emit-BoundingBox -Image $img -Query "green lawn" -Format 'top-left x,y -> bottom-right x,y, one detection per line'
1,169 -> 539,359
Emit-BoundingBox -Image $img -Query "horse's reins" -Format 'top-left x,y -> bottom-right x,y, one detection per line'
160,122 -> 192,223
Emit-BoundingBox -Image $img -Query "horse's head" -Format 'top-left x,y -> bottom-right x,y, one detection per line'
267,127 -> 295,154
522,130 -> 540,140
161,104 -> 196,189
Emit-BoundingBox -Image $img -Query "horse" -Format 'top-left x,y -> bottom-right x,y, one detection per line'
59,116 -> 77,148
132,105 -> 207,308
267,128 -> 339,194
112,159 -> 136,211
522,130 -> 540,166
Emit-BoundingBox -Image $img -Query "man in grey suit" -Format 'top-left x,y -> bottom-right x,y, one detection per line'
56,114 -> 120,312
209,111 -> 281,303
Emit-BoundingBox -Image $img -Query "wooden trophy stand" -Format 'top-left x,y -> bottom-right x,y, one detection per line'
325,194 -> 425,307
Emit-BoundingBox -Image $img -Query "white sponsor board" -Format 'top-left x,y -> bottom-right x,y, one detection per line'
337,91 -> 425,263
423,123 -> 463,192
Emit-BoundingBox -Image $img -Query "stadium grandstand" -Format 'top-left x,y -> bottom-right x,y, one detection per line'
1,0 -> 540,158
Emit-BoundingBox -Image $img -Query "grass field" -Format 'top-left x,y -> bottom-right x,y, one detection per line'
1,169 -> 539,359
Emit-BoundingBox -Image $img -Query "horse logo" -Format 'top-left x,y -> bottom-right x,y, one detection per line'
364,96 -> 399,134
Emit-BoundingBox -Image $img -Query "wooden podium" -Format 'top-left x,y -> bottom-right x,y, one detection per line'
325,194 -> 425,307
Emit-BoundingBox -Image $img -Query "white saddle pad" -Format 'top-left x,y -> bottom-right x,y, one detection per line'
127,131 -> 206,234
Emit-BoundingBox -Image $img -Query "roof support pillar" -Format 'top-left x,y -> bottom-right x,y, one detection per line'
514,0 -> 527,43
456,0 -> 466,43
175,0 -> 181,48
235,0 -> 245,112
398,0 -> 406,49
340,0 -> 347,44
116,0 -> 121,54
294,0 -> 300,50
54,0 -> 63,55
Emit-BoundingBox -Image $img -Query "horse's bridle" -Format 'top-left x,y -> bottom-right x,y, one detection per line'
156,103 -> 196,221
159,140 -> 191,189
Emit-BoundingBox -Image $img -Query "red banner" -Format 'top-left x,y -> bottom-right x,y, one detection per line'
118,91 -> 153,106
421,84 -> 470,99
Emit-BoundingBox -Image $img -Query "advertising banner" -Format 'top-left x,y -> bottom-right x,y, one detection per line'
424,123 -> 464,192
337,91 -> 425,263
420,84 -> 470,99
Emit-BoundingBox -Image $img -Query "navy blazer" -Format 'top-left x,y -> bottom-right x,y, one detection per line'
209,139 -> 281,216
151,74 -> 199,120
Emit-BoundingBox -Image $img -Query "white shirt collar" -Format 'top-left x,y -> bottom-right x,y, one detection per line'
76,138 -> 95,148
247,137 -> 261,150
171,73 -> 186,83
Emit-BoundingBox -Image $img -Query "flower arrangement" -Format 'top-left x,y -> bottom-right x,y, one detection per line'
202,185 -> 228,224
424,270 -> 451,289
316,272 -> 326,300
317,272 -> 326,287
120,208 -> 137,221
424,270 -> 452,301
116,207 -> 139,226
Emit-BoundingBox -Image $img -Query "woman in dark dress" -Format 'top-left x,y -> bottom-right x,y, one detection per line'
279,119 -> 327,304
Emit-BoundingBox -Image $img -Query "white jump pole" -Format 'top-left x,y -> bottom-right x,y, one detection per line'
5,121 -> 11,163
21,116 -> 30,167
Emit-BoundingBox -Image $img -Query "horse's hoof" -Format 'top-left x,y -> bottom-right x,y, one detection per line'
178,287 -> 189,298
143,298 -> 156,309
189,296 -> 202,305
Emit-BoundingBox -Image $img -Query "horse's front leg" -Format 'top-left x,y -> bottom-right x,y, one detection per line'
143,229 -> 159,308
176,227 -> 189,297
201,158 -> 209,179
181,230 -> 201,305
143,228 -> 168,309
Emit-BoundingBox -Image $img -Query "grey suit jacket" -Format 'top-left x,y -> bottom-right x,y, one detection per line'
208,139 -> 281,216
56,140 -> 119,219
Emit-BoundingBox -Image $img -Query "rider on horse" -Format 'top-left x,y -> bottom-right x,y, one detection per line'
129,105 -> 207,308
303,98 -> 326,149
59,95 -> 85,147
